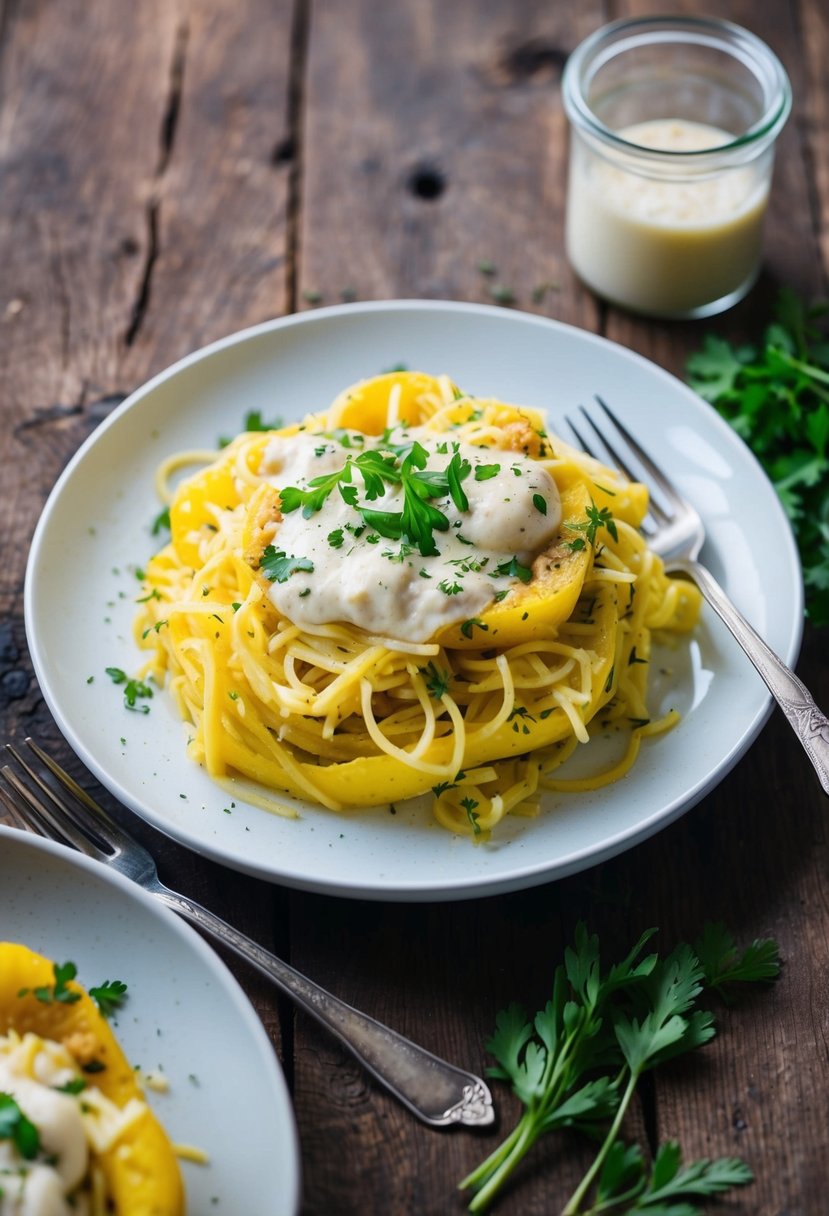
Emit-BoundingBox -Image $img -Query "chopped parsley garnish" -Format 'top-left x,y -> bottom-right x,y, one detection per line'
89,979 -> 128,1018
420,662 -> 451,699
150,506 -> 171,535
327,528 -> 345,549
566,501 -> 618,550
141,619 -> 168,639
460,617 -> 488,638
278,439 -> 472,558
474,463 -> 501,481
439,579 -> 463,596
18,960 -> 81,1006
492,556 -> 533,584
460,796 -> 481,835
56,1078 -> 87,1095
105,667 -> 154,713
259,545 -> 315,583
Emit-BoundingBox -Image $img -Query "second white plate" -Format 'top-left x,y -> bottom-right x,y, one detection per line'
24,302 -> 802,900
0,826 -> 300,1212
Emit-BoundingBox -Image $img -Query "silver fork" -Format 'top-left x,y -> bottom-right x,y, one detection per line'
0,738 -> 494,1129
566,397 -> 829,796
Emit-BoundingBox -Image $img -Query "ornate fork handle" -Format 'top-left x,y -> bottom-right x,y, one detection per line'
669,558 -> 829,795
148,876 -> 494,1128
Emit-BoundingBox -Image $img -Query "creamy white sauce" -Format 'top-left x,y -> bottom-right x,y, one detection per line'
0,1038 -> 89,1216
260,426 -> 561,642
566,118 -> 770,316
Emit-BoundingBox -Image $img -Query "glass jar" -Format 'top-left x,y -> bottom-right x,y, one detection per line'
561,17 -> 791,319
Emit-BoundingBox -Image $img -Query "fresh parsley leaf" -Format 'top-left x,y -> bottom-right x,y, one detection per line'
259,545 -> 314,583
18,960 -> 81,1007
460,795 -> 481,835
492,556 -> 533,584
687,288 -> 829,623
420,662 -> 451,699
89,979 -> 129,1018
693,922 -> 781,999
567,501 -> 618,549
243,409 -> 282,433
150,506 -> 171,535
474,463 -> 501,481
106,667 -> 153,713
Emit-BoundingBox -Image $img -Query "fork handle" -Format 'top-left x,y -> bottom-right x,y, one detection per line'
669,558 -> 829,795
147,877 -> 493,1129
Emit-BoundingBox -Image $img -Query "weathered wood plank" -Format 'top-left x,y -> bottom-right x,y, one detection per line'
119,0 -> 293,384
298,0 -> 604,327
0,0 -> 294,1050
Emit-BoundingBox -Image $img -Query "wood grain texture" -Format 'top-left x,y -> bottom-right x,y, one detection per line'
1,1 -> 828,1214
0,0 -> 294,1048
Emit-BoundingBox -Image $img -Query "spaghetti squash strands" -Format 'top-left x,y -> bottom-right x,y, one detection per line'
137,373 -> 701,838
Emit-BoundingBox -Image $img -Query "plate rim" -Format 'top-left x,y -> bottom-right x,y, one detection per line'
24,300 -> 804,900
0,823 -> 302,1210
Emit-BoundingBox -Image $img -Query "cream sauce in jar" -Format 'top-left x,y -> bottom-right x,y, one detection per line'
566,118 -> 770,317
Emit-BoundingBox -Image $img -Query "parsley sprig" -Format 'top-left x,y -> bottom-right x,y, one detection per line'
17,962 -> 129,1019
89,978 -> 129,1018
17,960 -> 81,1006
687,288 -> 829,624
460,922 -> 780,1213
566,502 -> 618,553
279,440 -> 472,558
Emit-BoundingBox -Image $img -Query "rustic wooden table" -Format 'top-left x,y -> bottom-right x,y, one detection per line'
2,2 -> 827,1213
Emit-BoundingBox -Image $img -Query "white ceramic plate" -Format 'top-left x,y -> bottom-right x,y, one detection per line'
25,301 -> 802,900
0,826 -> 300,1212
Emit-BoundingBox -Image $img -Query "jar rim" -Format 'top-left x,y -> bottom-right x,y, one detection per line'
562,16 -> 792,160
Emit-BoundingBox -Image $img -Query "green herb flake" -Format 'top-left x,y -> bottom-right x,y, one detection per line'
474,463 -> 501,482
420,662 -> 451,700
150,506 -> 171,535
260,545 -> 314,583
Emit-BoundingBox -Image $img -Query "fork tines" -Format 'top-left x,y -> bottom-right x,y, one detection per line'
1,740 -> 113,858
564,396 -> 674,533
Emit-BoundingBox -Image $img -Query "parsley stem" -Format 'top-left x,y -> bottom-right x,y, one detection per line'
562,1070 -> 639,1215
464,1114 -> 543,1212
775,349 -> 829,398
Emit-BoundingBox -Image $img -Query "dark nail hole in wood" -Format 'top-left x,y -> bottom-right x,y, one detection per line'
408,164 -> 445,201
119,237 -> 140,257
272,137 -> 295,165
499,39 -> 568,84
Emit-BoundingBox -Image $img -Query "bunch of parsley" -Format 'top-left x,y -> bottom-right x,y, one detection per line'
686,288 -> 829,625
460,922 -> 779,1213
